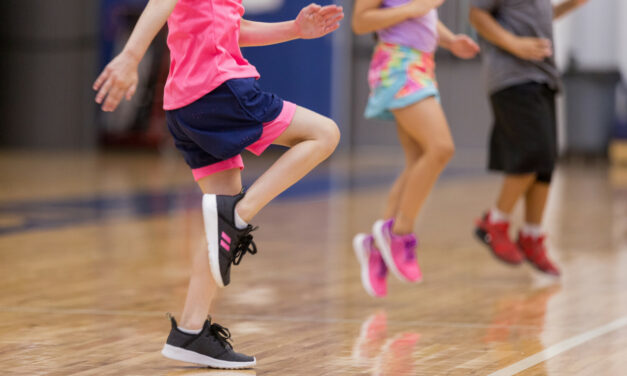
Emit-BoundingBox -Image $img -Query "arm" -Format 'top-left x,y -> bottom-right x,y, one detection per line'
240,4 -> 344,47
352,0 -> 444,35
437,20 -> 480,59
93,0 -> 178,112
436,20 -> 456,49
469,7 -> 552,61
554,0 -> 588,20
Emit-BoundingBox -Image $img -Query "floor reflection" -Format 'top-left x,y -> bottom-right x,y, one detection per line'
484,285 -> 561,373
352,312 -> 421,376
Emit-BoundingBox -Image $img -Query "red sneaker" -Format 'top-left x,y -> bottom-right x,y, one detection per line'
517,233 -> 561,276
475,213 -> 524,265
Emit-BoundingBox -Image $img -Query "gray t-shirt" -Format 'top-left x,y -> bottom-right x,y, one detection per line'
470,0 -> 561,94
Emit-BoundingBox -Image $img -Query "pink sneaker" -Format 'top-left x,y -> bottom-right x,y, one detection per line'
353,233 -> 388,297
373,219 -> 422,283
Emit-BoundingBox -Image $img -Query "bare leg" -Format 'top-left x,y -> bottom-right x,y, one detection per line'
524,181 -> 550,225
179,168 -> 243,330
383,124 -> 423,220
496,174 -> 536,215
390,97 -> 455,235
236,105 -> 340,222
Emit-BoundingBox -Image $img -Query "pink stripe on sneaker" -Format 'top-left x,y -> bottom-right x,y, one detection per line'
220,239 -> 230,251
246,101 -> 297,156
221,232 -> 231,244
192,155 -> 244,181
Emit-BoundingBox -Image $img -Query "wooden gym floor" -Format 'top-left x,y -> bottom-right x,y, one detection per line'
1,149 -> 626,375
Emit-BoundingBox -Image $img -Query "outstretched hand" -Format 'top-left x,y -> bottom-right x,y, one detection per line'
295,4 -> 344,39
449,35 -> 480,59
93,52 -> 139,112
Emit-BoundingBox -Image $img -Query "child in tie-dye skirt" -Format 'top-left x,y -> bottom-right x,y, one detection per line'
352,0 -> 479,297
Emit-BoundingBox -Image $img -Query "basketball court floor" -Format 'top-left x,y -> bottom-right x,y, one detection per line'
1,149 -> 626,375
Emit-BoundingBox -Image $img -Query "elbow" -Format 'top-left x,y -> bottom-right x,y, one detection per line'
351,15 -> 371,35
468,8 -> 483,29
351,21 -> 367,35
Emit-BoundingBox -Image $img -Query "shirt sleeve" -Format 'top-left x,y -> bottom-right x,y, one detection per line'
470,0 -> 500,12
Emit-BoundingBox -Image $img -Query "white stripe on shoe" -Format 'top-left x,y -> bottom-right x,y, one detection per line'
353,233 -> 376,297
202,194 -> 225,288
161,344 -> 256,369
372,220 -> 410,283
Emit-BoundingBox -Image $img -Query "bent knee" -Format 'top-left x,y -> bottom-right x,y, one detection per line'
315,118 -> 340,155
426,141 -> 455,165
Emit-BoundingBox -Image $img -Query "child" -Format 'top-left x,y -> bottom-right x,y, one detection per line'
351,0 -> 480,297
470,0 -> 589,276
94,0 -> 344,369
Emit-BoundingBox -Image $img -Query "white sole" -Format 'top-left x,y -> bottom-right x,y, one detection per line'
372,220 -> 410,283
161,344 -> 256,369
202,194 -> 225,288
353,234 -> 377,297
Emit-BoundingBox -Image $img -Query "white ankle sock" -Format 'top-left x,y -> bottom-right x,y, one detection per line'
489,208 -> 509,223
521,223 -> 543,238
178,326 -> 202,335
234,209 -> 248,230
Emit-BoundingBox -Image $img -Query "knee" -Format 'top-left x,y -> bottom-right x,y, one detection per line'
426,140 -> 455,165
314,118 -> 341,157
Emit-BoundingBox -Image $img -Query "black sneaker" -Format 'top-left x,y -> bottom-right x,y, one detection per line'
202,192 -> 258,287
161,314 -> 256,369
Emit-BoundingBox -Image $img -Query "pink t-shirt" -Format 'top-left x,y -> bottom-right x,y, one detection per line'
163,0 -> 260,110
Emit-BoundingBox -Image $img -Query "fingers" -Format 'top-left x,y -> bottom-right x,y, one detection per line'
319,4 -> 343,16
126,83 -> 137,101
102,86 -> 124,112
95,76 -> 114,104
93,68 -> 110,91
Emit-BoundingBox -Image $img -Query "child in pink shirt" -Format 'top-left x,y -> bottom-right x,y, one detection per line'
94,0 -> 343,369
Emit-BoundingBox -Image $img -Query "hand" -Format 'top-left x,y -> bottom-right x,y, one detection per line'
295,4 -> 344,39
406,0 -> 445,19
93,51 -> 140,112
448,35 -> 480,59
510,37 -> 552,61
572,0 -> 589,6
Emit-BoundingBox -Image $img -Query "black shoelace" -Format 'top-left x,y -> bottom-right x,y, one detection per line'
209,322 -> 233,350
232,225 -> 258,265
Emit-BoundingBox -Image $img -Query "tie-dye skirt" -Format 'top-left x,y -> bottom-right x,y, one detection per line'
365,42 -> 439,121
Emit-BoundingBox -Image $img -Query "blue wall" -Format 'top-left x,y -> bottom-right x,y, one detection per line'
242,0 -> 335,117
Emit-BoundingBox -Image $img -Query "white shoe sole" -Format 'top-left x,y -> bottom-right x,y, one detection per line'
353,234 -> 377,297
161,344 -> 256,369
202,194 -> 225,288
372,220 -> 410,283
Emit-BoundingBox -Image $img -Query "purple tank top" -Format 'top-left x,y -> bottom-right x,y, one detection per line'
377,0 -> 439,53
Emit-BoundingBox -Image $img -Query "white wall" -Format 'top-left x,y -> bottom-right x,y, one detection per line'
554,0 -> 622,73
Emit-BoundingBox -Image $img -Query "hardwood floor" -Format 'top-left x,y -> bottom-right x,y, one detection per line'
0,150 -> 625,375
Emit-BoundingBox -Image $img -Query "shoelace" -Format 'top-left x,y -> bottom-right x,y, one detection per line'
232,225 -> 258,265
208,322 -> 233,350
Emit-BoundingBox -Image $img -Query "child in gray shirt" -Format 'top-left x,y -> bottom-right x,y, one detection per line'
470,0 -> 589,276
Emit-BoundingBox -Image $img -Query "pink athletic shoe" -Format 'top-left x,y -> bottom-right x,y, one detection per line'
373,219 -> 422,283
353,233 -> 388,297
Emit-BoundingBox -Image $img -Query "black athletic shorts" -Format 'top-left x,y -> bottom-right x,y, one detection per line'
488,82 -> 557,183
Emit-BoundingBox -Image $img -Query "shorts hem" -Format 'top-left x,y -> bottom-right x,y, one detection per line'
191,155 -> 244,181
365,88 -> 439,121
246,101 -> 297,156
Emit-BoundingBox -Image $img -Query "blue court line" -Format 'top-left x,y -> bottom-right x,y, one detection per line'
0,165 -> 484,236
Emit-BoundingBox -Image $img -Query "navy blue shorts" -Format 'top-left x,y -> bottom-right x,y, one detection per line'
166,78 -> 296,180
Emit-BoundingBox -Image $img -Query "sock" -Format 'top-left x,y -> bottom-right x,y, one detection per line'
234,208 -> 248,230
178,326 -> 202,335
521,223 -> 543,238
489,208 -> 509,223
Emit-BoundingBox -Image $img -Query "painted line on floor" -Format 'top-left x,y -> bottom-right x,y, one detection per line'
488,315 -> 627,376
